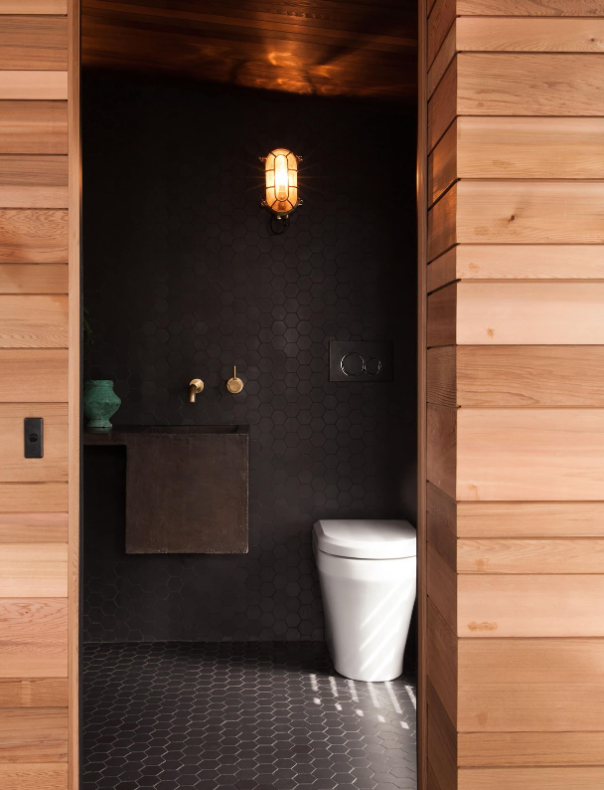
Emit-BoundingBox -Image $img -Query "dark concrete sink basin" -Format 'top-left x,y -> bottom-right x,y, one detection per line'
84,425 -> 249,554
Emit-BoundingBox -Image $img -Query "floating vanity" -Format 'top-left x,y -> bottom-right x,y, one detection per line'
84,425 -> 249,554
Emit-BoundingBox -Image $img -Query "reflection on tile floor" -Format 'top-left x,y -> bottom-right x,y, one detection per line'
83,642 -> 417,790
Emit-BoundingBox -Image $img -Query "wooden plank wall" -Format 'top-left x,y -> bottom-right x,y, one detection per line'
0,1 -> 79,789
423,1 -> 604,788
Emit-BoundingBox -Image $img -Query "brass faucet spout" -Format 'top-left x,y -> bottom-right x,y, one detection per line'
188,378 -> 204,403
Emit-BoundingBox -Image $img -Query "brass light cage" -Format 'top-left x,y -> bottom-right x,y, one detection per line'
260,148 -> 303,219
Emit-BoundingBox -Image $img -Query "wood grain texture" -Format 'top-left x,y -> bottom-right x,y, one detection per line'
457,501 -> 604,539
0,157 -> 68,209
458,53 -> 604,116
0,102 -> 67,155
427,184 -> 456,262
458,766 -> 604,790
427,248 -> 456,293
0,708 -> 67,762
428,119 -> 456,205
427,56 -> 456,151
458,574 -> 604,637
427,346 -> 456,407
427,544 -> 457,633
459,731 -> 604,767
428,22 -> 455,98
0,350 -> 68,402
458,117 -> 604,180
427,599 -> 457,725
0,1 -> 67,11
455,245 -> 604,281
427,282 -> 456,346
457,0 -> 604,14
457,17 -> 604,53
0,72 -> 67,100
427,481 -> 457,537
427,404 -> 456,500
0,678 -> 67,708
0,483 -> 68,512
428,509 -> 456,571
0,403 -> 68,483
456,282 -> 604,345
0,598 -> 67,677
0,295 -> 68,348
457,408 -> 604,501
0,545 -> 67,597
0,763 -> 67,790
457,181 -> 604,245
457,346 -> 604,407
0,513 -> 68,543
427,0 -> 455,66
0,210 -> 68,263
458,637 -> 604,731
0,17 -> 67,69
0,265 -> 68,294
428,686 -> 457,790
458,538 -> 604,574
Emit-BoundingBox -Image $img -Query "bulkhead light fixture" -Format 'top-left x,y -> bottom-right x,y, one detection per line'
260,148 -> 303,233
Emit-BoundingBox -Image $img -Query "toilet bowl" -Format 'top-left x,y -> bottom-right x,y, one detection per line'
313,519 -> 416,683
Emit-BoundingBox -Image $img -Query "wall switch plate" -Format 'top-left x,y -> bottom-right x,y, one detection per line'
329,341 -> 393,382
24,417 -> 44,458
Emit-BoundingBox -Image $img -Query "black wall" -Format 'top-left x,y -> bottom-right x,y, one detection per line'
83,70 -> 417,644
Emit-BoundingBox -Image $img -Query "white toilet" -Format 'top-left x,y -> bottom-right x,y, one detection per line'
313,519 -> 417,683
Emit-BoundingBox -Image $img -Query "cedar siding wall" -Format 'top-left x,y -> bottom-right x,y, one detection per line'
0,1 -> 79,789
423,1 -> 604,788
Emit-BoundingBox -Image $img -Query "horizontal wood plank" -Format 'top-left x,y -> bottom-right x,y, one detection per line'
428,120 -> 456,205
0,678 -> 67,708
0,513 -> 68,543
0,157 -> 68,209
457,17 -> 604,53
458,574 -> 604,637
428,22 -> 455,97
428,0 -> 455,66
458,637 -> 604,731
0,17 -> 67,70
457,501 -> 604,539
0,265 -> 68,294
457,408 -> 604,501
0,350 -> 67,402
0,295 -> 68,348
0,544 -> 67,597
428,184 -> 456,261
454,245 -> 604,281
458,118 -> 604,180
427,404 -> 456,500
428,56 -> 456,151
0,598 -> 67,677
457,181 -> 604,245
456,282 -> 604,345
0,708 -> 67,762
0,763 -> 67,790
458,53 -> 604,116
427,543 -> 457,633
457,0 -> 604,14
457,346 -> 604,407
458,538 -> 604,574
0,483 -> 68,513
459,731 -> 604,767
427,599 -> 457,725
427,282 -> 456,346
459,766 -> 604,790
427,346 -> 456,408
0,1 -> 67,11
0,403 -> 68,483
0,72 -> 67,100
0,210 -> 68,263
0,102 -> 67,155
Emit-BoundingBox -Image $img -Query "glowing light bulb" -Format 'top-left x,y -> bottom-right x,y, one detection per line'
274,154 -> 289,202
262,148 -> 301,218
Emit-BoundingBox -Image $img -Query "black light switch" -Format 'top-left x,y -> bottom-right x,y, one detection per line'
24,418 -> 43,458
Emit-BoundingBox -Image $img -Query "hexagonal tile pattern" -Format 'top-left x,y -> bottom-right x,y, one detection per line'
83,642 -> 417,790
82,72 -> 417,643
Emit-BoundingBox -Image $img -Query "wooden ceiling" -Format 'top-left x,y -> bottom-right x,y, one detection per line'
81,0 -> 417,102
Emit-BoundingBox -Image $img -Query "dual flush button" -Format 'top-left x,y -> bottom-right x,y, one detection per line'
329,341 -> 393,383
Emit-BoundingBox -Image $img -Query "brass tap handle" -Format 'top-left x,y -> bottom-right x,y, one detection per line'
226,366 -> 244,394
188,378 -> 204,403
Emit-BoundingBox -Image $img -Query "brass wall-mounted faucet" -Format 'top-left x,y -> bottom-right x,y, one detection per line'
188,378 -> 204,402
226,366 -> 244,394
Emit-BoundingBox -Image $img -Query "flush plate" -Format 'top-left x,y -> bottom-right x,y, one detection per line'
329,341 -> 393,382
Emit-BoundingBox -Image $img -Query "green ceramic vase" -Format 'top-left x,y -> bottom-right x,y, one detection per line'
83,380 -> 121,432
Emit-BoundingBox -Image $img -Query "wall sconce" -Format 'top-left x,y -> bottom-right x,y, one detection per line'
260,148 -> 303,233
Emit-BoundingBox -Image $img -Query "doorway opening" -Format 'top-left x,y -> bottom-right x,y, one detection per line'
80,3 -> 419,789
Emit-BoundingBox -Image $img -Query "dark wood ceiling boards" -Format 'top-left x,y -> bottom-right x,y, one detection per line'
82,0 -> 418,102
